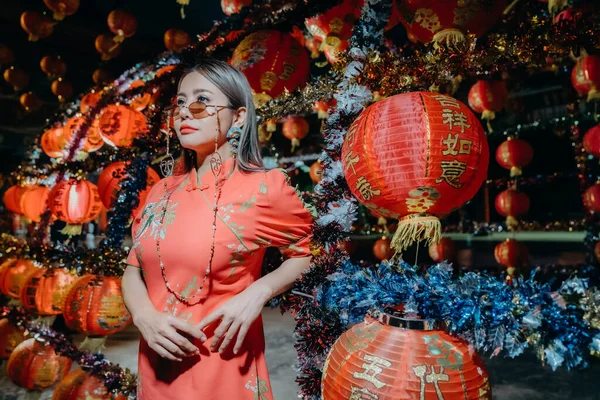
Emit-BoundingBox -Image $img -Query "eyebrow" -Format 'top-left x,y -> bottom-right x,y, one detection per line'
177,88 -> 214,97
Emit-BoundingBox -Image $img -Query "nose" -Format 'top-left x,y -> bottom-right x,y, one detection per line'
179,104 -> 193,120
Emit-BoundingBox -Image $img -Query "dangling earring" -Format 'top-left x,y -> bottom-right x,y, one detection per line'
160,125 -> 175,177
227,126 -> 242,159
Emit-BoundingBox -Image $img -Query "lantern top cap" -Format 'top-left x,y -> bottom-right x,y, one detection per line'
368,308 -> 440,331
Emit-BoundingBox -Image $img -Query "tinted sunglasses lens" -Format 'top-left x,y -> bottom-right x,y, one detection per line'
189,101 -> 208,118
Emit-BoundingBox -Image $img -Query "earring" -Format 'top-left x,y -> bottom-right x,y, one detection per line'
227,126 -> 242,158
159,127 -> 175,177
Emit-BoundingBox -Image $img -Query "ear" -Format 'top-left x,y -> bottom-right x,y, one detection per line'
231,107 -> 247,129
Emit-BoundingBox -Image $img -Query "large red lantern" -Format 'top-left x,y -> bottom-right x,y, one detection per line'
21,268 -> 77,315
0,44 -> 15,66
80,91 -> 102,113
468,80 -> 507,127
0,319 -> 25,360
43,0 -> 79,20
342,92 -> 488,251
20,185 -> 50,222
221,0 -> 252,15
20,11 -> 55,42
282,116 -> 309,151
40,55 -> 66,78
428,237 -> 456,263
107,9 -> 137,42
53,368 -> 117,400
95,33 -> 122,60
49,179 -> 103,235
3,185 -> 29,214
164,28 -> 191,52
63,275 -> 132,336
97,161 -> 160,210
394,0 -> 506,46
20,92 -> 42,112
3,67 -> 29,91
51,79 -> 73,101
1,259 -> 39,298
231,30 -> 310,102
305,0 -> 363,52
583,125 -> 600,158
7,338 -> 72,391
583,183 -> 600,212
571,55 -> 600,101
63,116 -> 105,153
322,311 -> 491,399
98,105 -> 148,147
495,189 -> 529,228
495,137 -> 534,177
373,237 -> 394,261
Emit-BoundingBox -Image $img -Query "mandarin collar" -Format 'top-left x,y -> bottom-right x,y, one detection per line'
185,157 -> 235,192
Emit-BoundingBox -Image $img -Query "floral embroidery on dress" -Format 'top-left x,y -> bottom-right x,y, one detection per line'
163,276 -> 197,322
245,373 -> 270,400
135,192 -> 179,242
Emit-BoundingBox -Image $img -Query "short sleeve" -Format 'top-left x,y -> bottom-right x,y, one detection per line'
126,247 -> 140,267
259,169 -> 314,259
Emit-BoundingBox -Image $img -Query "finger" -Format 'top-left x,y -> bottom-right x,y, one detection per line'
152,343 -> 182,362
211,318 -> 233,352
218,320 -> 241,354
170,317 -> 207,342
197,310 -> 224,332
157,337 -> 186,358
233,323 -> 251,355
165,328 -> 200,354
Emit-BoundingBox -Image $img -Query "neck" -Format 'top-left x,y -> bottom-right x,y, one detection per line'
195,141 -> 233,178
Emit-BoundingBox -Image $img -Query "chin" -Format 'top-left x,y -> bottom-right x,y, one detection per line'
177,131 -> 214,150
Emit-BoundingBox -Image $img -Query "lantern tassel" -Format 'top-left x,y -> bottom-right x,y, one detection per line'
177,0 -> 189,19
317,110 -> 329,119
390,214 -> 441,252
291,138 -> 300,152
587,89 -> 600,103
78,336 -> 108,353
52,11 -> 66,21
61,224 -> 82,236
432,29 -> 465,50
506,216 -> 519,230
510,166 -> 523,177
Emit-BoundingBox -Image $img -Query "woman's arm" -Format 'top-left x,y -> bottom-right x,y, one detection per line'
196,256 -> 312,355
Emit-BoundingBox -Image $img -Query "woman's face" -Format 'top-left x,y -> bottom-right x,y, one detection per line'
173,71 -> 240,154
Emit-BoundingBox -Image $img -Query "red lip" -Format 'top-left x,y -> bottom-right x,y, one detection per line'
180,124 -> 197,135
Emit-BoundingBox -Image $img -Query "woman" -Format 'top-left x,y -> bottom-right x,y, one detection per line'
122,58 -> 314,399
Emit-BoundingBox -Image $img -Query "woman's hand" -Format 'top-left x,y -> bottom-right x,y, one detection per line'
196,282 -> 272,355
133,308 -> 206,362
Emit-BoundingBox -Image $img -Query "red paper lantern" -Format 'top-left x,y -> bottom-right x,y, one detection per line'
51,79 -> 73,101
92,69 -> 112,86
231,30 -> 310,102
21,268 -> 77,315
1,259 -> 39,298
20,92 -> 42,112
583,126 -> 600,158
95,33 -> 121,60
80,92 -> 102,113
97,105 -> 148,147
495,189 -> 529,227
338,239 -> 357,255
7,338 -> 72,391
41,127 -> 67,158
43,0 -> 79,20
322,311 -> 491,399
3,186 -> 29,214
3,67 -> 29,91
282,116 -> 309,151
373,237 -> 394,261
342,92 -> 489,251
164,28 -> 191,52
107,9 -> 137,42
126,80 -> 152,111
20,11 -> 54,42
305,0 -> 363,52
494,238 -> 525,269
323,39 -> 350,64
20,185 -> 50,223
63,275 -> 132,335
583,183 -> 600,212
221,0 -> 252,15
97,161 -> 160,210
394,0 -> 506,46
40,55 -> 66,78
428,237 -> 456,263
495,137 -> 534,177
468,80 -> 506,122
312,99 -> 337,120
305,36 -> 321,59
0,45 -> 15,66
0,319 -> 25,360
309,161 -> 323,183
571,55 -> 600,101
53,368 -> 116,400
63,116 -> 105,153
49,179 -> 103,235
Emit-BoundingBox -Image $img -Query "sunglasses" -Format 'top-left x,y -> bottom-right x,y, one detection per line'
171,101 -> 235,120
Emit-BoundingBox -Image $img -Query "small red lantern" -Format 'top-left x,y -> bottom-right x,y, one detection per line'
1,259 -> 39,298
0,45 -> 15,66
231,30 -> 310,102
49,179 -> 103,235
126,80 -> 152,111
20,92 -> 42,112
494,238 -> 525,270
98,104 -> 148,147
63,116 -> 105,153
583,183 -> 600,213
41,127 -> 67,158
428,237 -> 456,263
595,241 -> 600,263
305,36 -> 321,59
373,237 -> 394,261
583,126 -> 600,158
51,79 -> 73,101
40,55 -> 66,78
107,9 -> 137,42
21,268 -> 77,315
97,161 -> 160,209
309,161 -> 323,184
323,39 -> 350,64
7,338 -> 72,391
80,91 -> 102,113
3,67 -> 29,91
3,186 -> 29,214
221,0 -> 252,15
0,319 -> 25,360
305,0 -> 363,52
20,185 -> 50,223
95,33 -> 121,60
282,116 -> 309,151
92,69 -> 112,86
338,239 -> 357,255
20,11 -> 55,42
495,189 -> 529,228
495,137 -> 534,177
63,275 -> 132,336
342,92 -> 489,251
53,368 -> 116,400
322,311 -> 491,399
164,28 -> 191,52
312,99 -> 337,119
468,81 -> 506,126
43,0 -> 79,20
571,55 -> 600,101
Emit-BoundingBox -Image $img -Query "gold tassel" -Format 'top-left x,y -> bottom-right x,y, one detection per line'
177,0 -> 189,19
506,216 -> 518,229
377,217 -> 387,226
390,214 -> 441,252
266,120 -> 277,132
510,166 -> 522,177
74,150 -> 89,161
317,110 -> 328,119
53,11 -> 66,21
548,0 -> 568,13
587,89 -> 600,103
432,29 -> 465,50
78,336 -> 108,354
61,224 -> 82,236
291,138 -> 300,153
